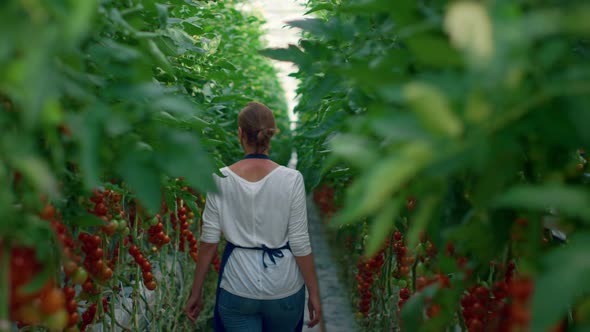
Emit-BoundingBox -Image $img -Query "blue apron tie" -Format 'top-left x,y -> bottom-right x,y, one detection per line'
213,241 -> 304,332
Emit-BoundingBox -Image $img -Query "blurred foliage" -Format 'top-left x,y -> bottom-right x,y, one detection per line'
0,0 -> 289,329
0,0 -> 289,235
264,0 -> 590,330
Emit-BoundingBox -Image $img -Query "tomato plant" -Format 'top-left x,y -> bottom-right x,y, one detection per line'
265,0 -> 590,331
0,0 -> 290,331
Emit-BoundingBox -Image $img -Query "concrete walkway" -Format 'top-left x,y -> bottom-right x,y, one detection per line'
303,198 -> 357,332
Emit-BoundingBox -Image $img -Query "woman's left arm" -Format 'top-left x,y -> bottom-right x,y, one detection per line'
185,241 -> 218,322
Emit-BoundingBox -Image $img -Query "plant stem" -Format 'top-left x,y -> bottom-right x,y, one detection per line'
0,241 -> 10,332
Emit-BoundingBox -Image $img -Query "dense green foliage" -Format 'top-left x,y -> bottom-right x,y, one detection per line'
265,0 -> 590,330
0,0 -> 289,330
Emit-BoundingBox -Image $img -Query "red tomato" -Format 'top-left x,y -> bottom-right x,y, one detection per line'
63,287 -> 76,301
142,271 -> 154,282
68,312 -> 79,326
141,260 -> 151,272
67,299 -> 78,313
399,288 -> 410,300
468,318 -> 484,332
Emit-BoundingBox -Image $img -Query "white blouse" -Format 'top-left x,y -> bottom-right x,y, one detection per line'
200,165 -> 311,299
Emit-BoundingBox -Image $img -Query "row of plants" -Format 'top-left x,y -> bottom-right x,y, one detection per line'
264,0 -> 590,331
1,0 -> 289,331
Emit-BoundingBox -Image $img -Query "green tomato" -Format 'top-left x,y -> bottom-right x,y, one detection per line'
150,216 -> 159,226
122,227 -> 130,237
71,267 -> 88,285
44,309 -> 68,331
116,219 -> 127,231
398,280 -> 408,288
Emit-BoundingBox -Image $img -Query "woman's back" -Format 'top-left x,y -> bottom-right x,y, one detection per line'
201,165 -> 310,299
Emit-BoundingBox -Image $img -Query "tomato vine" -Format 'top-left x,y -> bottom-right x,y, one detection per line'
264,0 -> 590,331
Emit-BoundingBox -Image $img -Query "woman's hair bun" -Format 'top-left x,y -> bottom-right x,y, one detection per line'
256,128 -> 276,142
238,102 -> 277,153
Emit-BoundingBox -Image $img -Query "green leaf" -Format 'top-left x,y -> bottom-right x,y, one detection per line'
72,107 -> 103,189
155,3 -> 169,28
287,19 -> 325,36
329,134 -> 378,169
304,3 -> 334,15
147,39 -> 173,73
403,82 -> 463,139
179,191 -> 200,217
14,157 -> 57,198
406,35 -> 462,67
260,45 -> 307,65
532,232 -> 590,331
19,262 -> 53,294
334,142 -> 432,225
407,194 -> 440,249
155,132 -> 215,194
365,197 -> 402,256
70,215 -> 105,227
493,185 -> 590,222
166,28 -> 205,54
65,0 -> 98,45
118,146 -> 162,213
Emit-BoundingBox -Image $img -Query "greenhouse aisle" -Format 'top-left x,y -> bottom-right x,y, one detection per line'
304,198 -> 358,332
248,2 -> 357,331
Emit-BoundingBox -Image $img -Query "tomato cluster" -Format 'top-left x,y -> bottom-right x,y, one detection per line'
170,201 -> 198,261
393,231 -> 414,279
354,250 -> 385,317
147,216 -> 171,248
8,246 -> 69,331
313,184 -> 336,218
128,245 -> 157,291
78,233 -> 112,283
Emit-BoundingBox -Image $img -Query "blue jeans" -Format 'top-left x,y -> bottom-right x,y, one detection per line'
217,286 -> 305,332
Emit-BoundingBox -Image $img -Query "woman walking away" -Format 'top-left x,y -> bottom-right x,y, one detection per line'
184,102 -> 322,331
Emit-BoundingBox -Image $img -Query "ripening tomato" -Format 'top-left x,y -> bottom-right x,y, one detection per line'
101,267 -> 113,280
39,288 -> 66,315
145,281 -> 157,291
94,259 -> 104,271
399,266 -> 410,276
63,261 -> 78,277
14,303 -> 43,325
40,205 -> 56,220
101,222 -> 117,236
